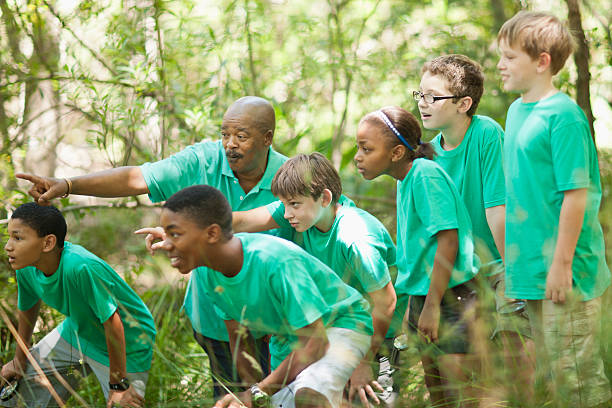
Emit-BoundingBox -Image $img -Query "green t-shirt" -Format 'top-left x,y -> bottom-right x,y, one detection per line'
16,243 -> 156,372
395,159 -> 479,296
266,200 -> 396,296
197,233 -> 373,365
140,140 -> 287,341
504,93 -> 611,300
432,115 -> 505,274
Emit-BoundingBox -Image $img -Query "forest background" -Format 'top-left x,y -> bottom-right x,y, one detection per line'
0,0 -> 611,406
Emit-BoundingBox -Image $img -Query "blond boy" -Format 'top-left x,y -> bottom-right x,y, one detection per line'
498,11 -> 611,408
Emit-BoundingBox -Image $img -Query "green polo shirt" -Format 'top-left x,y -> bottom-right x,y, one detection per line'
16,242 -> 156,372
395,159 -> 479,296
140,140 -> 287,341
199,233 -> 373,365
432,115 -> 505,274
504,93 -> 610,300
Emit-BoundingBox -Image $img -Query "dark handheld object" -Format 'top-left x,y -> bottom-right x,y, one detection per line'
0,379 -> 19,402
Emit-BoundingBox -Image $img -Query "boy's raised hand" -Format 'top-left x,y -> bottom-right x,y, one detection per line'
16,173 -> 68,205
107,386 -> 144,408
134,227 -> 166,256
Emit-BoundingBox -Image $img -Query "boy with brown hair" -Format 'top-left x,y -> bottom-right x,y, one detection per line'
415,54 -> 533,404
233,153 -> 398,406
498,10 -> 611,407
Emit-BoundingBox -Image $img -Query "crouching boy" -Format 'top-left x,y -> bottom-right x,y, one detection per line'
152,185 -> 373,408
1,203 -> 156,408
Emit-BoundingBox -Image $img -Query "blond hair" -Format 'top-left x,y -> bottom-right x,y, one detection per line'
272,153 -> 342,203
498,11 -> 574,75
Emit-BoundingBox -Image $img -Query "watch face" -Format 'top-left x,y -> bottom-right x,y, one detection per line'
0,380 -> 19,401
110,377 -> 130,391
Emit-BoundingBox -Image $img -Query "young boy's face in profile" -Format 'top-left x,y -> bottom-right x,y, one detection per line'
497,39 -> 539,93
279,194 -> 328,233
159,208 -> 211,274
5,218 -> 46,270
417,71 -> 461,131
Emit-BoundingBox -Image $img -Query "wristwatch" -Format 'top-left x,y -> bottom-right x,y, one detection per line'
249,384 -> 270,408
109,377 -> 130,391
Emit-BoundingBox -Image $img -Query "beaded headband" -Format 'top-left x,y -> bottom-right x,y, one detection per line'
376,110 -> 418,151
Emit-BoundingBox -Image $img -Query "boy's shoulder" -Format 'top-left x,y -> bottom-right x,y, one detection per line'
509,93 -> 588,127
60,242 -> 112,276
335,206 -> 389,240
237,232 -> 308,263
471,115 -> 504,134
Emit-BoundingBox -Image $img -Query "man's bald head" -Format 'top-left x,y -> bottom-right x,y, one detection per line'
224,96 -> 275,136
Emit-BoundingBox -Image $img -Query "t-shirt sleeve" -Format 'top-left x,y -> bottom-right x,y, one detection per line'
551,121 -> 591,191
347,240 -> 392,293
16,269 -> 41,311
413,173 -> 459,237
140,142 -> 217,203
480,129 -> 506,208
77,264 -> 119,324
269,262 -> 330,331
266,200 -> 292,229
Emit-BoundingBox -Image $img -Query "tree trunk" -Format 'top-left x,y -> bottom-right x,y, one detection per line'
489,0 -> 507,31
566,0 -> 596,143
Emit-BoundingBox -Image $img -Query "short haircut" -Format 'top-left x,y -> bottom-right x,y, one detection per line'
272,153 -> 342,204
422,54 -> 484,117
12,202 -> 67,248
497,11 -> 574,75
163,185 -> 233,239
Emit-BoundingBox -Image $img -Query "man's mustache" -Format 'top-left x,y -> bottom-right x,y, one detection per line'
225,150 -> 243,159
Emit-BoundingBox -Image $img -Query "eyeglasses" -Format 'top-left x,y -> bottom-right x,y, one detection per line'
413,91 -> 462,104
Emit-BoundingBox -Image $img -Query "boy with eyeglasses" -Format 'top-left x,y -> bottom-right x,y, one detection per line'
413,54 -> 533,405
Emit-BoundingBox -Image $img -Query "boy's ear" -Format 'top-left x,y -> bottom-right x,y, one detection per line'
205,224 -> 224,243
321,189 -> 333,207
390,144 -> 407,162
536,52 -> 552,73
42,234 -> 57,253
456,96 -> 473,115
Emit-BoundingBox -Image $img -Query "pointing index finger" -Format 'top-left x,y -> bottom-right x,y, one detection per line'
15,173 -> 43,184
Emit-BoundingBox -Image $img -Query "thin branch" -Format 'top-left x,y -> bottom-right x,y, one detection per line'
153,0 -> 169,158
244,0 -> 259,95
42,0 -> 118,76
0,202 -> 153,225
0,73 -> 155,96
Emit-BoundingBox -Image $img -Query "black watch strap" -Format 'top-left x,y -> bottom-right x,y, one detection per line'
109,377 -> 130,391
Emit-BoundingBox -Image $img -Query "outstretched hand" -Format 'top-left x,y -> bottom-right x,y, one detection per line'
134,227 -> 166,256
348,362 -> 383,406
106,386 -> 144,408
16,173 -> 68,205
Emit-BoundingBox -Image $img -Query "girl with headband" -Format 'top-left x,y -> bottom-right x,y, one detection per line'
354,106 -> 480,406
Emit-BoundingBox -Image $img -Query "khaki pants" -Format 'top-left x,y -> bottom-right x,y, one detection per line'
0,328 -> 148,407
527,296 -> 611,408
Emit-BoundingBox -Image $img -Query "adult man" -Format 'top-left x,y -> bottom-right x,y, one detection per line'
17,96 -> 287,398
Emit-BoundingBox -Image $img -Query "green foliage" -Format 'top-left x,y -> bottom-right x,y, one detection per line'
1,0 -> 611,406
